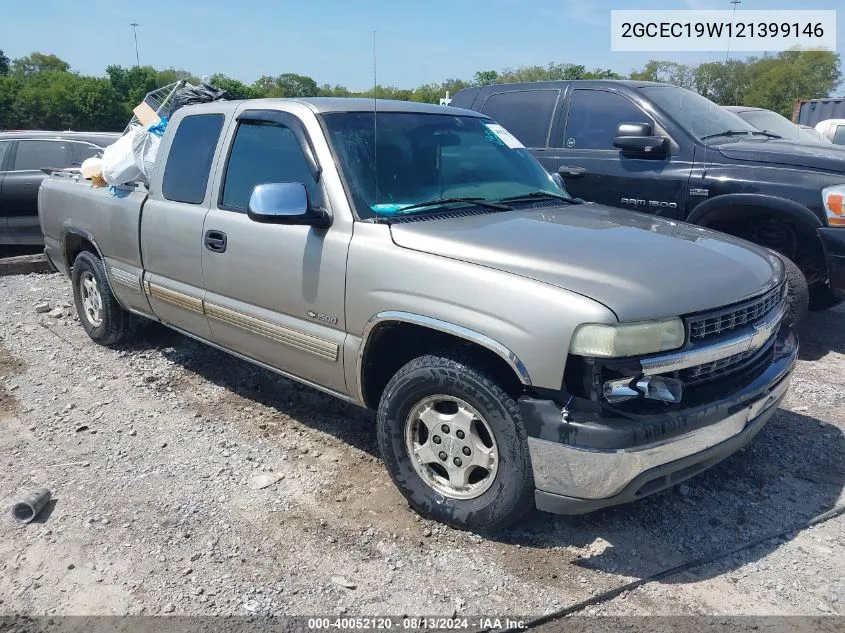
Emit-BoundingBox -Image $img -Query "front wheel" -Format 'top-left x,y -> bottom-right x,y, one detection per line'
377,354 -> 534,531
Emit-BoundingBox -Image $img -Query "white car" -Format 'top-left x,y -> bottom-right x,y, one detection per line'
815,119 -> 845,146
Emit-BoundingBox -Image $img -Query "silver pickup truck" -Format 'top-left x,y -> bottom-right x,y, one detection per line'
39,98 -> 798,530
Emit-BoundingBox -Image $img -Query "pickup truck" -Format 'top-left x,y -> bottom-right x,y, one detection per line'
39,98 -> 797,530
451,80 -> 845,315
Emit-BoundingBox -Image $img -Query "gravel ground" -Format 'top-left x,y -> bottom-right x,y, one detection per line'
0,271 -> 843,620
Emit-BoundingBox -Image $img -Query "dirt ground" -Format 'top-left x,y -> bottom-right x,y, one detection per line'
0,271 -> 843,622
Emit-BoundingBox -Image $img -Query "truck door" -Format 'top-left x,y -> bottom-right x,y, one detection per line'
140,113 -> 228,338
545,88 -> 690,219
200,109 -> 352,394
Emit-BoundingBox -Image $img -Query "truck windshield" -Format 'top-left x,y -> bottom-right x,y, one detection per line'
640,85 -> 758,142
321,112 -> 567,220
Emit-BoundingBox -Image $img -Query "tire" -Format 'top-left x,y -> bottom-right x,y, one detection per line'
377,353 -> 534,532
808,284 -> 844,312
781,256 -> 809,327
71,251 -> 132,346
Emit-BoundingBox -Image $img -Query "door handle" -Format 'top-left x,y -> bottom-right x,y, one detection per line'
204,230 -> 227,253
558,165 -> 586,179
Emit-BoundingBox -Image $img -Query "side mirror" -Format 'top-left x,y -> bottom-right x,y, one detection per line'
612,122 -> 669,157
247,183 -> 331,228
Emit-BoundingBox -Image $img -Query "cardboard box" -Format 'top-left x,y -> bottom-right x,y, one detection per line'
133,101 -> 161,126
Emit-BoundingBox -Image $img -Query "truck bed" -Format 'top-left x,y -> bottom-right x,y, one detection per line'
39,172 -> 148,276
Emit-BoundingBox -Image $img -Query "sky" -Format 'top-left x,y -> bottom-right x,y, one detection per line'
1,0 -> 843,92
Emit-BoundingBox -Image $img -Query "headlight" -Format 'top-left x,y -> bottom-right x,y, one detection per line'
822,185 -> 845,226
570,318 -> 685,357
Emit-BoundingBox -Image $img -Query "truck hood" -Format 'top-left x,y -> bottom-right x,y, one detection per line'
389,204 -> 782,322
717,138 -> 845,174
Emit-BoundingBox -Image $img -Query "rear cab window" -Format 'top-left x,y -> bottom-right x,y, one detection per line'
162,114 -> 225,204
479,89 -> 559,148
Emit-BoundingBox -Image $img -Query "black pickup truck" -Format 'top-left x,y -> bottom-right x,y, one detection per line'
452,80 -> 845,312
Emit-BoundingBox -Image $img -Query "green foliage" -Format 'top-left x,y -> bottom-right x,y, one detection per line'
630,60 -> 695,89
11,52 -> 70,76
209,74 -> 263,100
630,51 -> 841,119
0,49 -> 840,131
253,73 -> 319,98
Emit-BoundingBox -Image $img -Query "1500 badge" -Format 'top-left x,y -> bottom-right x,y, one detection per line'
621,198 -> 678,209
307,310 -> 338,325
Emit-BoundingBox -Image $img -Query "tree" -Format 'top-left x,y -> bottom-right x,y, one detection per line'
630,60 -> 694,89
11,52 -> 70,76
0,49 -> 9,76
253,73 -> 319,98
0,76 -> 22,128
693,59 -> 749,106
744,50 -> 841,118
210,74 -> 263,100
473,70 -> 499,86
12,71 -> 125,131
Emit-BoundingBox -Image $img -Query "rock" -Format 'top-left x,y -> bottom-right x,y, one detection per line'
678,484 -> 691,496
162,603 -> 175,614
248,473 -> 285,490
331,576 -> 357,590
423,528 -> 433,538
128,429 -> 137,436
35,303 -> 51,314
48,307 -> 65,319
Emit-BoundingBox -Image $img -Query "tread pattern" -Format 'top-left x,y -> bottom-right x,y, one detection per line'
377,351 -> 534,532
72,251 -> 132,346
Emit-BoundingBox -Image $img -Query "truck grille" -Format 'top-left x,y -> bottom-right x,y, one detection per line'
680,337 -> 775,385
687,284 -> 784,342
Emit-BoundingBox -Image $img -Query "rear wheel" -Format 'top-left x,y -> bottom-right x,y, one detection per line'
71,251 -> 133,346
377,353 -> 534,531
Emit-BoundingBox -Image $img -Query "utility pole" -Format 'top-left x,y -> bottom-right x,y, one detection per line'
725,0 -> 741,63
130,22 -> 140,67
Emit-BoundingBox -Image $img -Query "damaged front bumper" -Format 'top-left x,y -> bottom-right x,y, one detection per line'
521,325 -> 798,515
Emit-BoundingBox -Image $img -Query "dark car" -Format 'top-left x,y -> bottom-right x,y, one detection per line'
723,106 -> 832,145
0,131 -> 119,246
452,80 -> 845,312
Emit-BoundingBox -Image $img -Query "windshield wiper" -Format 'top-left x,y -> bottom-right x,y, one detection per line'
751,130 -> 783,139
497,191 -> 576,204
699,130 -> 755,141
392,197 -> 512,214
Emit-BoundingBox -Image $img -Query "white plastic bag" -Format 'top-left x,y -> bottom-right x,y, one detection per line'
131,129 -> 161,182
101,127 -> 145,186
80,157 -> 103,179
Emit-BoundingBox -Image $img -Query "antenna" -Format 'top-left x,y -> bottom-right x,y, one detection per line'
373,29 -> 379,203
725,0 -> 741,63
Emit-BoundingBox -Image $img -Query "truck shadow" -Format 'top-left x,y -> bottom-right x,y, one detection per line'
125,322 -> 380,457
125,322 -> 843,584
496,408 -> 845,583
797,304 -> 845,360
